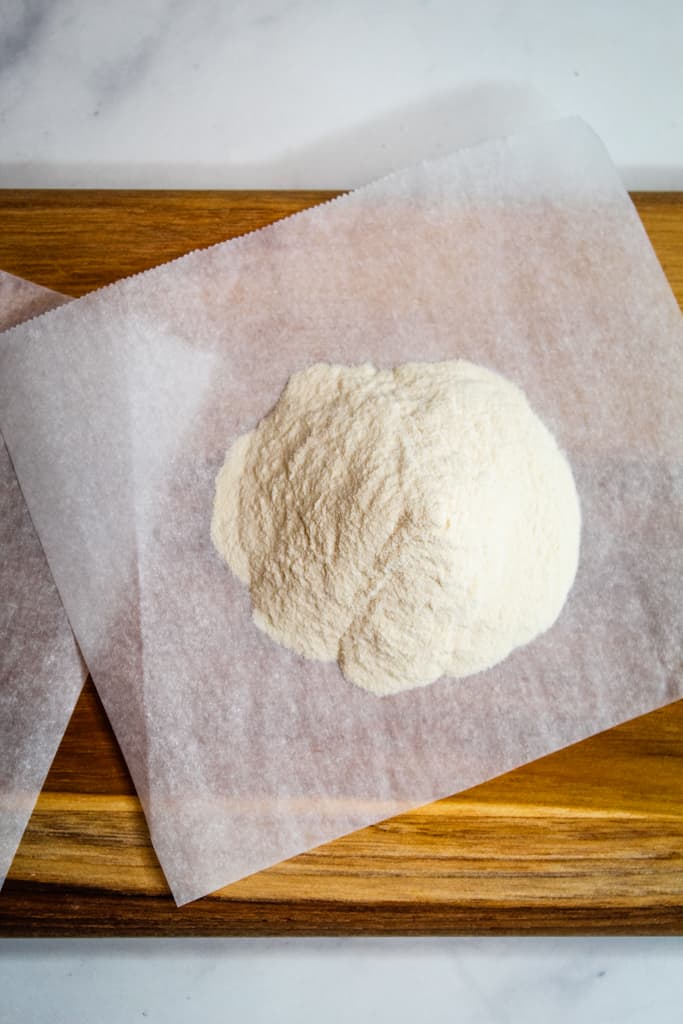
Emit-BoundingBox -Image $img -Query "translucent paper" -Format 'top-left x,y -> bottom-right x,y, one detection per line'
1,119 -> 681,904
0,272 -> 85,889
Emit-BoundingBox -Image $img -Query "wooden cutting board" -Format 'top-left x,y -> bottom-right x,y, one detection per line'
1,190 -> 682,936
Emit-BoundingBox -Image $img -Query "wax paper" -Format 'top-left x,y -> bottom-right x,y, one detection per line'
1,118 -> 681,906
0,272 -> 85,890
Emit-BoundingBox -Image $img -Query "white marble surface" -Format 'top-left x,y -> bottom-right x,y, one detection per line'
1,937 -> 683,1023
2,1 -> 683,1018
1,0 -> 682,189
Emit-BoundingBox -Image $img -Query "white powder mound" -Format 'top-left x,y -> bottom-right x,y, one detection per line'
211,361 -> 581,696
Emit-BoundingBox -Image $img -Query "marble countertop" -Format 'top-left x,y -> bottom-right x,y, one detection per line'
1,0 -> 682,190
2,2 -> 682,1021
1,937 -> 682,1023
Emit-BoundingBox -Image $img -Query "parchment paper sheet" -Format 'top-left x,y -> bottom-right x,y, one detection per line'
0,272 -> 85,889
1,118 -> 682,905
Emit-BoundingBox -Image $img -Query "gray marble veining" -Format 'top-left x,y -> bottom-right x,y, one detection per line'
0,0 -> 681,187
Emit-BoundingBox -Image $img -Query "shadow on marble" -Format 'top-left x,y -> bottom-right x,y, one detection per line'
0,81 -> 558,189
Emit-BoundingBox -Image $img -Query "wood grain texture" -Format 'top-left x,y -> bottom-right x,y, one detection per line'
1,190 -> 682,936
0,190 -> 340,297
